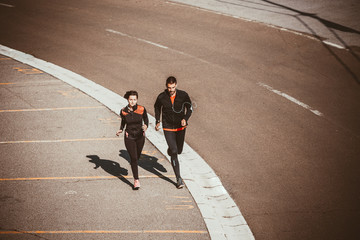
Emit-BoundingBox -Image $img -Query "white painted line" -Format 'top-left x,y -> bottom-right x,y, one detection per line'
322,41 -> 345,49
0,44 -> 255,240
0,3 -> 14,7
258,82 -> 323,117
106,29 -> 213,65
106,29 -> 169,49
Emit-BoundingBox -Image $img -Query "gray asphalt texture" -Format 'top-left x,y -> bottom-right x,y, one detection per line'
1,0 -> 360,239
172,0 -> 360,49
0,55 -> 210,240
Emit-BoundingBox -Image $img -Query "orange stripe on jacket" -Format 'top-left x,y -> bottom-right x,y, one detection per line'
121,110 -> 128,116
163,126 -> 186,132
134,105 -> 144,115
121,105 -> 144,115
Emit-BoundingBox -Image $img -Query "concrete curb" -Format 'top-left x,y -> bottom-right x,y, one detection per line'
0,44 -> 255,240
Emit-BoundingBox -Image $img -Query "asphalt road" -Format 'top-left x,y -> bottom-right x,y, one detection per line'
1,0 -> 360,239
172,0 -> 360,49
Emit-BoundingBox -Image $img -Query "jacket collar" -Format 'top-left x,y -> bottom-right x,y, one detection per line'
127,104 -> 138,111
164,89 -> 177,97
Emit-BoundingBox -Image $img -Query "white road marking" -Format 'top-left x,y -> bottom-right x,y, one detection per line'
0,3 -> 14,7
322,41 -> 346,49
258,82 -> 323,116
0,44 -> 255,240
106,29 -> 169,49
106,29 -> 212,65
65,190 -> 77,195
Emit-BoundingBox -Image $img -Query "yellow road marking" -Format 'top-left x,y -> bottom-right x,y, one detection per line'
141,150 -> 158,155
57,89 -> 85,98
0,137 -> 121,144
146,230 -> 205,233
0,175 -> 176,182
0,106 -> 105,113
13,67 -> 43,74
166,205 -> 195,210
0,57 -> 11,60
0,80 -> 59,85
0,230 -> 207,234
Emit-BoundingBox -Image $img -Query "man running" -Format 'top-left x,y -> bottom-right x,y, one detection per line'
154,76 -> 192,189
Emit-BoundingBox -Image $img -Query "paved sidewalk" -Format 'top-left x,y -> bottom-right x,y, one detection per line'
0,55 -> 210,240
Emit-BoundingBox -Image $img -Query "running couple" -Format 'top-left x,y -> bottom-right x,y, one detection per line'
116,76 -> 192,190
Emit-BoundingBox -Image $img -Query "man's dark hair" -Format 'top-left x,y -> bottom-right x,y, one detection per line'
124,90 -> 138,99
166,76 -> 177,85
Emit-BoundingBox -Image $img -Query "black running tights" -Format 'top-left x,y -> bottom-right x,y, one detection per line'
124,135 -> 145,180
164,129 -> 186,179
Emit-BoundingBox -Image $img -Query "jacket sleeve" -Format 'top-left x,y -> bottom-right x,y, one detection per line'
143,107 -> 149,127
183,92 -> 192,122
119,110 -> 126,130
154,94 -> 162,124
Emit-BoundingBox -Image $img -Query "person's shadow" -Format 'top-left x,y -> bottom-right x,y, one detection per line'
86,155 -> 133,188
119,150 -> 177,187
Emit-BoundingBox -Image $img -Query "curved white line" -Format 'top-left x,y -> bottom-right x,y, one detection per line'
0,44 -> 255,240
0,3 -> 14,7
258,82 -> 323,117
106,29 -> 213,65
106,29 -> 169,49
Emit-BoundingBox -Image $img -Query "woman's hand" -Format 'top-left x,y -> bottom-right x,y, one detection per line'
142,125 -> 148,132
181,119 -> 187,127
116,129 -> 123,136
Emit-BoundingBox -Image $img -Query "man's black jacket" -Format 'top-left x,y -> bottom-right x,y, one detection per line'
154,89 -> 192,129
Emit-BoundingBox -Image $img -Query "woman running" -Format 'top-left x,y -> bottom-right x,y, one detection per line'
116,90 -> 148,190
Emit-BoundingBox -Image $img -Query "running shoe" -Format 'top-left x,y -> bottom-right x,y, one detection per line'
176,178 -> 184,189
133,179 -> 140,190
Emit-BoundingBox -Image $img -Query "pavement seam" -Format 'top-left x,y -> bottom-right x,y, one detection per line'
0,44 -> 255,240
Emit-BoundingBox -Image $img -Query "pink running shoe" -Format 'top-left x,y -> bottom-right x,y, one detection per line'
133,179 -> 140,190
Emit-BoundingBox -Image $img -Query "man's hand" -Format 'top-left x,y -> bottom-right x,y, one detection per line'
155,123 -> 160,131
116,129 -> 123,136
181,119 -> 187,127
